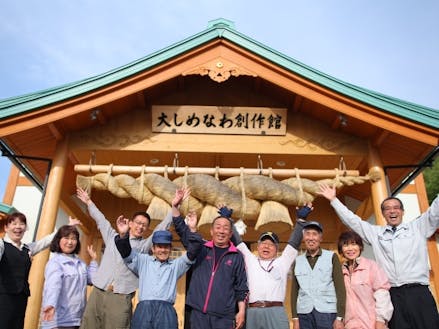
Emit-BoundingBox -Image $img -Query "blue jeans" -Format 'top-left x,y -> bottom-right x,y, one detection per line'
298,309 -> 336,329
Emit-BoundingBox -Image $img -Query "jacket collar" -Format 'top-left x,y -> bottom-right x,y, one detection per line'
204,240 -> 238,252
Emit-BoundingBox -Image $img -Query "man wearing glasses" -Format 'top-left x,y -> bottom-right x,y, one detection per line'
318,183 -> 439,329
76,188 -> 173,329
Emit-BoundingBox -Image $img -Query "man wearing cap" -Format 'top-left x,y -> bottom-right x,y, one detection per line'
230,205 -> 311,329
76,188 -> 173,329
291,220 -> 346,329
318,183 -> 439,329
171,188 -> 248,329
114,191 -> 203,329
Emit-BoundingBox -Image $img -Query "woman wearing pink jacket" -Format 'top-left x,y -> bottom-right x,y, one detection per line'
338,231 -> 393,329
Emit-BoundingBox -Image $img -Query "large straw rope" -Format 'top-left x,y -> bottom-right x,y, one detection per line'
76,168 -> 380,226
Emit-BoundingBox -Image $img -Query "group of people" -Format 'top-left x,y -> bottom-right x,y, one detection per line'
0,184 -> 438,329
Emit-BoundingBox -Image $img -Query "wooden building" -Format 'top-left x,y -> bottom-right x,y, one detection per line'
0,18 -> 438,328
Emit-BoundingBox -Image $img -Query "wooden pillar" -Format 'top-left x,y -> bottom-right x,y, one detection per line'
368,143 -> 388,225
414,174 -> 439,302
24,138 -> 69,329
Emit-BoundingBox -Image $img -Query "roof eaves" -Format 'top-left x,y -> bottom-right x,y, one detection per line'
0,203 -> 18,215
220,29 -> 439,129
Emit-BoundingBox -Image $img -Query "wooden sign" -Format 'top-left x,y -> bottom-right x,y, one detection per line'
152,105 -> 287,135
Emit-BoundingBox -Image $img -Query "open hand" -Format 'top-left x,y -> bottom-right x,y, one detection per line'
116,215 -> 130,236
68,216 -> 81,226
87,245 -> 97,260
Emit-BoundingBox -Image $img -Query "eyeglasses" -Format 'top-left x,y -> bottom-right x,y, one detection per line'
383,206 -> 402,212
133,220 -> 148,228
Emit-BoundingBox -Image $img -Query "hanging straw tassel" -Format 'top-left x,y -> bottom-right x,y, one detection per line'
255,200 -> 293,233
147,196 -> 171,223
197,205 -> 219,238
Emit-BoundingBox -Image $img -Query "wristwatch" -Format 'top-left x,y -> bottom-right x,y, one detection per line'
336,316 -> 344,321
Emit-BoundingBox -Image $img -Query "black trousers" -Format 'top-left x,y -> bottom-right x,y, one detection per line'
0,293 -> 28,329
389,284 -> 439,329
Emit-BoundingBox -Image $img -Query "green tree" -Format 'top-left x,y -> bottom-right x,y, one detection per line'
423,157 -> 439,203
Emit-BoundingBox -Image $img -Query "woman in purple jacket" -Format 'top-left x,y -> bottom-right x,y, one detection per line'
41,225 -> 97,329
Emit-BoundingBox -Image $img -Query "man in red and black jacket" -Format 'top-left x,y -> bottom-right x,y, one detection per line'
172,188 -> 248,329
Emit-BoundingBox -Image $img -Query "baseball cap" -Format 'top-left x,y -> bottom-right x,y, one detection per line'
303,221 -> 323,232
258,231 -> 280,244
152,230 -> 173,244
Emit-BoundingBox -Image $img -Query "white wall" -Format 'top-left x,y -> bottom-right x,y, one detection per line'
12,185 -> 69,244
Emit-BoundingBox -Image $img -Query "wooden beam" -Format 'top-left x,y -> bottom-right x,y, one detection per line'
2,165 -> 19,204
414,174 -> 439,302
48,122 -> 64,140
74,164 -> 360,178
368,143 -> 388,225
25,138 -> 69,329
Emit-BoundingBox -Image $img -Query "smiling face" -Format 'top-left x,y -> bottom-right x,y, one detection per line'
129,214 -> 150,238
4,218 -> 27,244
152,243 -> 171,262
381,198 -> 404,227
303,228 -> 322,254
341,242 -> 361,262
60,232 -> 79,254
257,238 -> 277,260
210,217 -> 233,248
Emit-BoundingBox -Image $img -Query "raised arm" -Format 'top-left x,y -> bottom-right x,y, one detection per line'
171,188 -> 192,248
288,204 -> 313,249
76,187 -> 116,242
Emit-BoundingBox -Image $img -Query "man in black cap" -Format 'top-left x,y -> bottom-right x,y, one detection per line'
232,205 -> 313,329
291,221 -> 346,329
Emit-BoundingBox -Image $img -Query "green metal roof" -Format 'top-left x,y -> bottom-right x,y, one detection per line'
0,202 -> 18,215
1,18 -> 438,129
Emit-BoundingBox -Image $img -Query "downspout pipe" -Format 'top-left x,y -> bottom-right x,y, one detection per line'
384,145 -> 439,196
0,139 -> 52,241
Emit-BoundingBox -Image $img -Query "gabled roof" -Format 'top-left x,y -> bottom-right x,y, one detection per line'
0,18 -> 438,128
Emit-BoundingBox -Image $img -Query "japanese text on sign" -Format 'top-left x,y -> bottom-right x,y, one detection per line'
152,105 -> 287,135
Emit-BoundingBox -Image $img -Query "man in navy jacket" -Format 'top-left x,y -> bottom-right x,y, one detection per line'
172,188 -> 248,329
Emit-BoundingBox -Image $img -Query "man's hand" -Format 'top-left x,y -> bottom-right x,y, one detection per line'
235,308 -> 245,329
172,188 -> 191,208
317,183 -> 337,201
42,305 -> 55,321
68,216 -> 81,226
76,187 -> 93,205
185,210 -> 198,232
293,318 -> 300,329
217,204 -> 233,219
333,318 -> 344,329
296,203 -> 313,220
116,216 -> 130,236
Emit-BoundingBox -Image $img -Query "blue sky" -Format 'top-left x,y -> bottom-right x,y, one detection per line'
0,0 -> 438,200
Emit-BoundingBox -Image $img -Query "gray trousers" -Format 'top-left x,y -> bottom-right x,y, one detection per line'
246,306 -> 289,329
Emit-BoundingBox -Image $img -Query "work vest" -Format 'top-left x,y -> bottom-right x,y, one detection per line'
294,249 -> 337,314
0,241 -> 32,295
